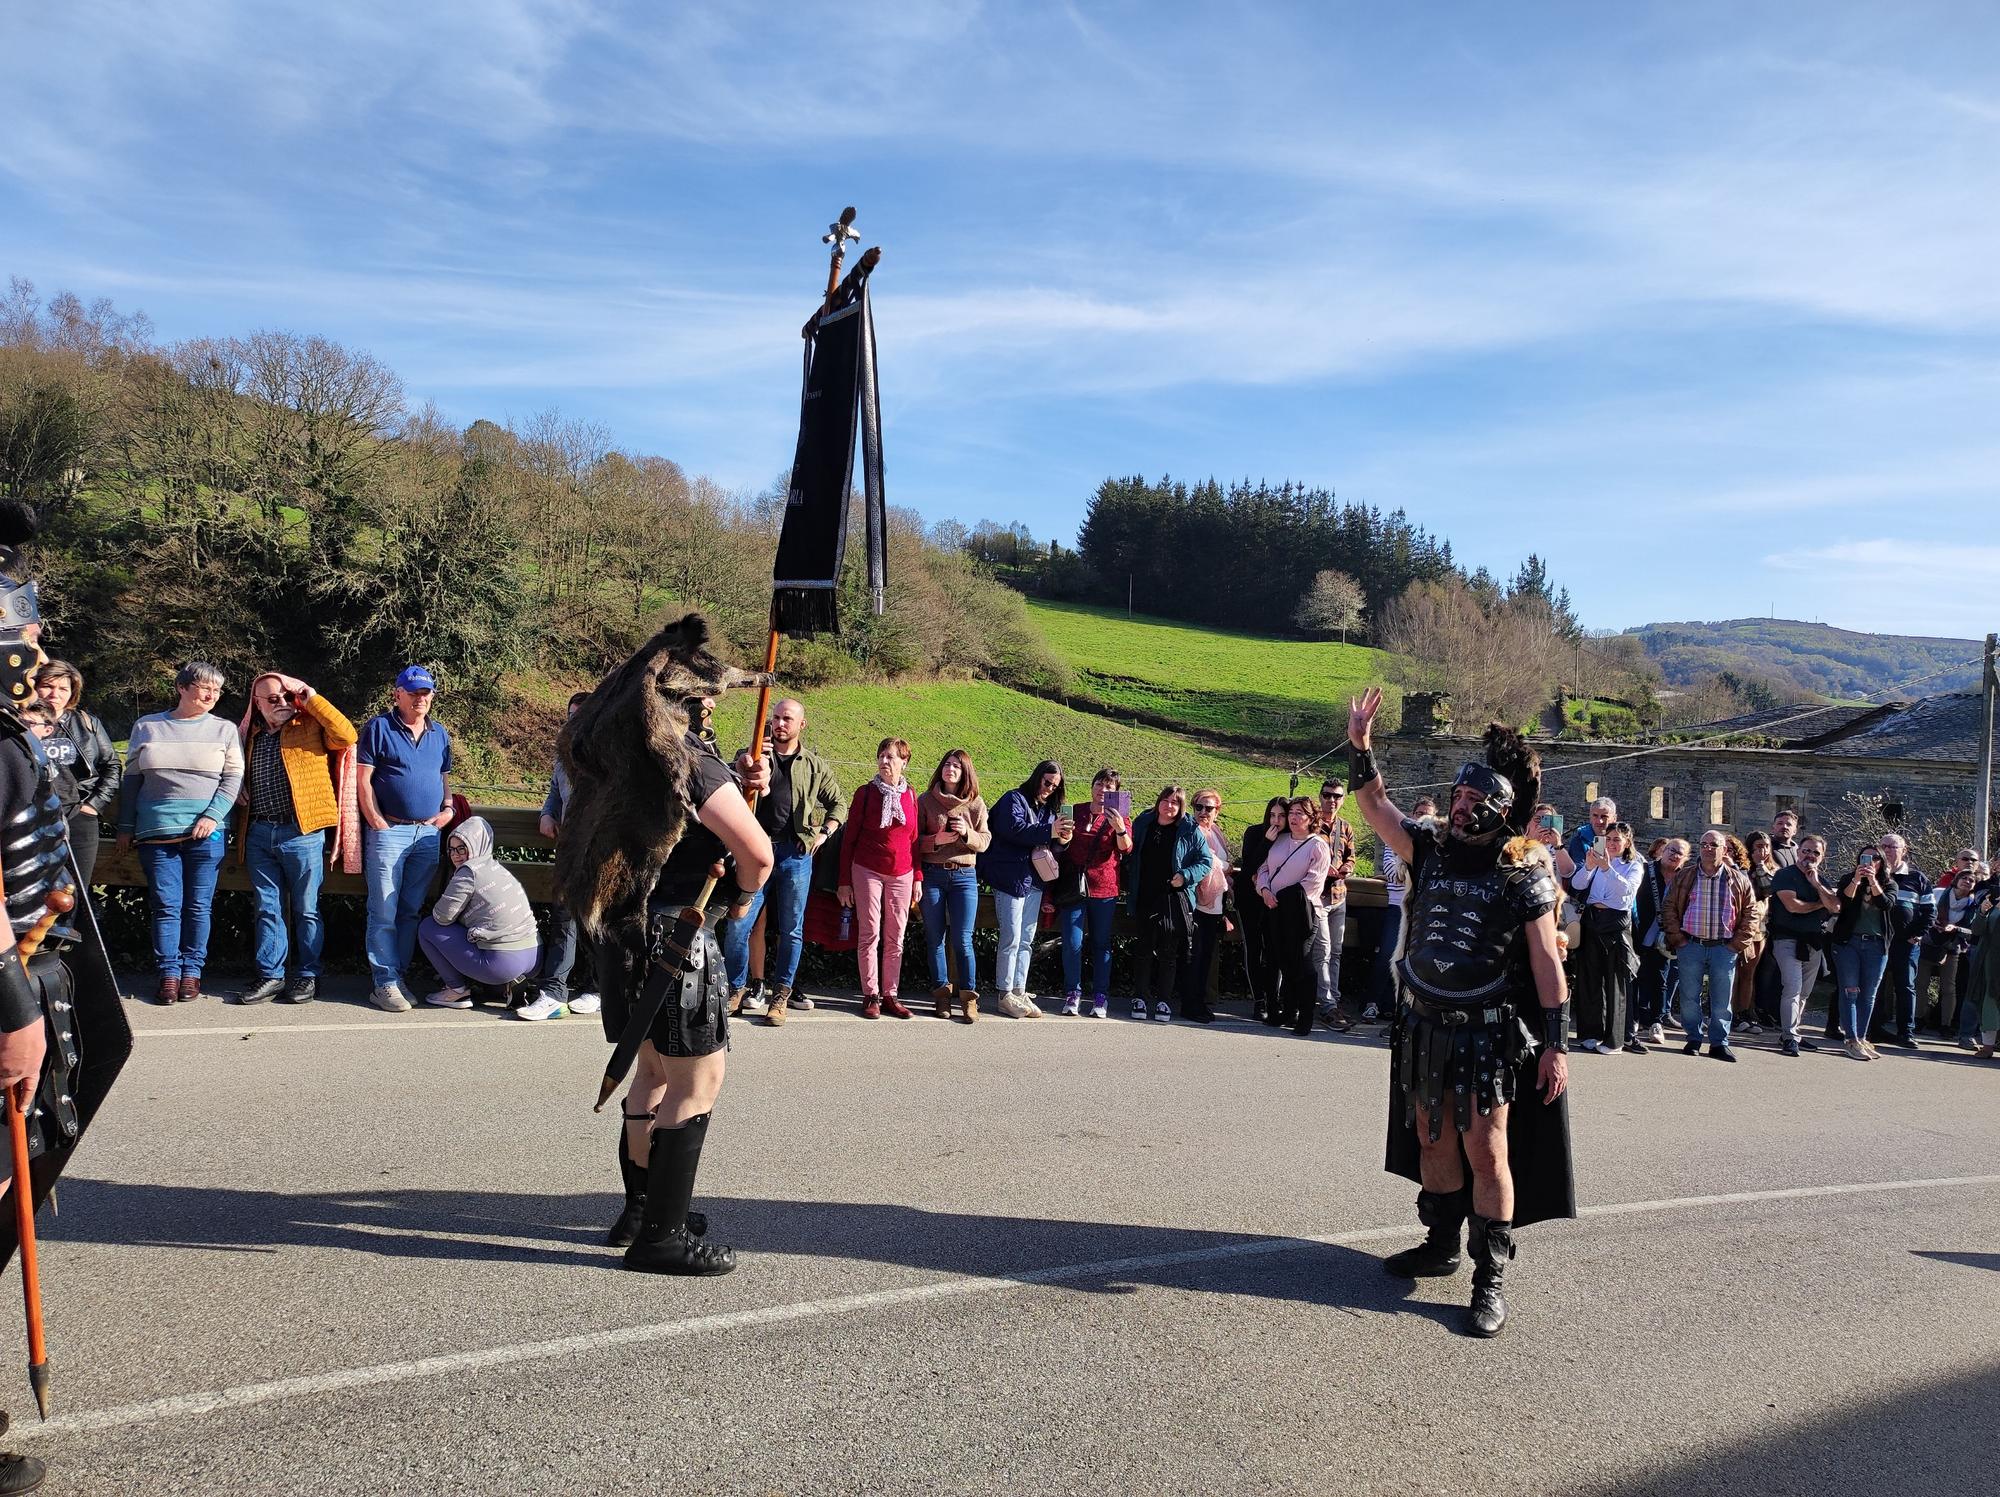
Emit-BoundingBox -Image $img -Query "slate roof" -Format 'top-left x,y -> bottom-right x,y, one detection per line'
1680,702 -> 1885,747
1810,692 -> 1988,763
1679,693 -> 1988,763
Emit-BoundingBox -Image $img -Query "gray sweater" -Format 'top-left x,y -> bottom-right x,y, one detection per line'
432,817 -> 539,951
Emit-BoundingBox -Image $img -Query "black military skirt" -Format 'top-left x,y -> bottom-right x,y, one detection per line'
597,904 -> 730,1059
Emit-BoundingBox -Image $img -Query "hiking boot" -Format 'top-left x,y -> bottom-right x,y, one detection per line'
957,988 -> 979,1023
235,978 -> 284,1006
763,986 -> 790,1026
369,983 -> 413,1013
932,984 -> 954,1019
1465,1215 -> 1514,1337
1384,1190 -> 1466,1278
277,978 -> 316,1004
726,986 -> 750,1017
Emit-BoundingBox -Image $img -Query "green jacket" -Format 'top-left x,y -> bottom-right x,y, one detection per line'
1967,902 -> 2000,1036
738,742 -> 844,856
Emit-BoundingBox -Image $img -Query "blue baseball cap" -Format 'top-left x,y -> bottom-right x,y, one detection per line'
395,665 -> 436,693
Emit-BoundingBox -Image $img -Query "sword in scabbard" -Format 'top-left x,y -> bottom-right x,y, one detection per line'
593,861 -> 728,1112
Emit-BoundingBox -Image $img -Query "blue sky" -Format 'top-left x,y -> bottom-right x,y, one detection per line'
5,1 -> 1997,637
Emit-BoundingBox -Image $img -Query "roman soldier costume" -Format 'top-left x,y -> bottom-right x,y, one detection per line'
1353,724 -> 1575,1336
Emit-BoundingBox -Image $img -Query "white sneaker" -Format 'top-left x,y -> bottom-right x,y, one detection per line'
1130,998 -> 1148,1020
1580,1038 -> 1603,1054
997,992 -> 1035,1019
1091,997 -> 1108,1019
1020,992 -> 1045,1018
369,983 -> 413,1013
1645,1023 -> 1666,1045
424,987 -> 473,1010
568,991 -> 601,1016
515,992 -> 564,1022
1153,1001 -> 1172,1023
793,994 -> 815,1010
1060,994 -> 1082,1016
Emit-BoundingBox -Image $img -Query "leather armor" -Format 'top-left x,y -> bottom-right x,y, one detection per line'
1397,822 -> 1558,1007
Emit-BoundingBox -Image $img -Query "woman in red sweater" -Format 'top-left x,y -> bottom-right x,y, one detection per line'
838,736 -> 924,1018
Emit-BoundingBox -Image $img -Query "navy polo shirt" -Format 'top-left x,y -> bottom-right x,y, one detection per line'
357,711 -> 454,823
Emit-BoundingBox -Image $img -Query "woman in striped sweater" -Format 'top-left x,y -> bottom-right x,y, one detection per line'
117,662 -> 244,1003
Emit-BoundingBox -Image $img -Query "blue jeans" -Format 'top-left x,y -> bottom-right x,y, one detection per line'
921,865 -> 979,990
1833,934 -> 1890,1041
245,819 -> 327,981
364,823 -> 442,989
137,831 -> 227,979
1676,941 -> 1737,1047
722,843 -> 814,990
1885,938 -> 1921,1039
537,902 -> 579,1000
1060,896 -> 1116,996
1958,953 -> 1987,1042
993,889 -> 1043,994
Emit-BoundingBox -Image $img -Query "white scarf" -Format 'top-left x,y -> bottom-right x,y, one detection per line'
872,775 -> 908,831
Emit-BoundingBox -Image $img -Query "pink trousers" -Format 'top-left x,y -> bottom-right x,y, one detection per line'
853,862 -> 915,998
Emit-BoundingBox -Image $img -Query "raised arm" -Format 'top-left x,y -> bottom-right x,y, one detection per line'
1346,687 -> 1414,866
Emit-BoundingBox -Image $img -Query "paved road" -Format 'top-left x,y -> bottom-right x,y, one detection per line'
13,986 -> 2000,1495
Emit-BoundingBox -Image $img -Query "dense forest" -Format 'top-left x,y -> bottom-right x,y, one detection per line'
0,279 -> 1061,767
1072,475 -> 1461,628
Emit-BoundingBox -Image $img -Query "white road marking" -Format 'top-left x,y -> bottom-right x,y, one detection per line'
23,1171 -> 2000,1440
136,1020 -> 592,1038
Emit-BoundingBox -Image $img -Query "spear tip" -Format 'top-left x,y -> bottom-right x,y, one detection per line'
27,1360 -> 47,1420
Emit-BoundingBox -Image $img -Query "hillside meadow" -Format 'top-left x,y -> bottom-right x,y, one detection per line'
1024,598 -> 1400,746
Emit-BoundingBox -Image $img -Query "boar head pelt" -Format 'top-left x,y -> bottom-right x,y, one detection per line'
555,612 -> 772,947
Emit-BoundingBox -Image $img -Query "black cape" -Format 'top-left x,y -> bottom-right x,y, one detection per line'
1384,1012 -> 1576,1228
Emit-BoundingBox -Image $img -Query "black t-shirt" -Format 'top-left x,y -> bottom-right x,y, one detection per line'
656,733 -> 739,901
38,730 -> 82,815
761,751 -> 797,844
1767,864 -> 1833,940
1138,823 -> 1174,912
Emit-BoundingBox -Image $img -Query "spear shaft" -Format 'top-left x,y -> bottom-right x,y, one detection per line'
5,1093 -> 46,1419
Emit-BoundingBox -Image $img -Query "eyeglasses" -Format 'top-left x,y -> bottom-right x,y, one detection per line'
1194,801 -> 1219,812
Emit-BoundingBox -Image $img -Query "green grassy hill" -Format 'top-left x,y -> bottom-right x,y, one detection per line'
1023,599 -> 1399,748
711,678 -> 1332,842
1631,618 -> 1982,699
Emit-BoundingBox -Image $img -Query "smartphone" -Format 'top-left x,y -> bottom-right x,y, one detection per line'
1858,851 -> 1877,866
1537,810 -> 1564,836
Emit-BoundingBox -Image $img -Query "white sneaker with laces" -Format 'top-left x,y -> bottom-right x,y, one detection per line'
1020,992 -> 1045,1018
1153,1000 -> 1172,1023
1645,1023 -> 1666,1044
424,988 -> 473,1010
793,994 -> 815,1010
568,991 -> 601,1016
1060,994 -> 1082,1016
515,992 -> 564,1021
369,983 -> 413,1013
1091,997 -> 1108,1019
997,992 -> 1035,1019
1130,998 -> 1148,1020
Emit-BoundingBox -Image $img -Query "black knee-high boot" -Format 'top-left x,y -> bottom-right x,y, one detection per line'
612,1116 -> 708,1248
623,1113 -> 735,1276
1465,1214 -> 1514,1337
1383,1188 -> 1467,1278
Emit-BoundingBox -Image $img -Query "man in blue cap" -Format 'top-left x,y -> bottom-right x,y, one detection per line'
356,666 -> 454,1011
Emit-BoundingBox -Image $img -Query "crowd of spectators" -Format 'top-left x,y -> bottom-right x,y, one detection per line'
34,669 -> 2000,1063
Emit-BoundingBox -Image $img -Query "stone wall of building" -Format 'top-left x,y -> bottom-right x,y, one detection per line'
1375,733 -> 1985,860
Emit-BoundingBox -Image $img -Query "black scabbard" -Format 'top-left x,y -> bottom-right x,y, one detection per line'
594,906 -> 704,1109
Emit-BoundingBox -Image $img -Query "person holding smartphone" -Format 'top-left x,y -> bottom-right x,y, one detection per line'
232,672 -> 361,1005
1830,845 -> 1898,1061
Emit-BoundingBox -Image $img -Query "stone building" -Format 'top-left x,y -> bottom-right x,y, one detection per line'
1378,692 -> 1992,860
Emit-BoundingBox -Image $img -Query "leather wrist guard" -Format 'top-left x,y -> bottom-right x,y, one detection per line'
0,949 -> 39,1033
1348,746 -> 1379,791
1540,1002 -> 1570,1053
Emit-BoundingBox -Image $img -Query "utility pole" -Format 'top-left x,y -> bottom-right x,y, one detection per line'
1976,631 -> 1997,861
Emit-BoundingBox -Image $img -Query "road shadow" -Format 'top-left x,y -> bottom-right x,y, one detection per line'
1911,1249 -> 2000,1274
50,1179 -> 1458,1326
1592,1362 -> 2000,1496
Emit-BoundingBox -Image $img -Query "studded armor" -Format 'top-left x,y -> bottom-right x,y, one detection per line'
0,715 -> 83,1156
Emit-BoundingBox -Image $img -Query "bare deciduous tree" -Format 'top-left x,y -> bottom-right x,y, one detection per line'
1294,568 -> 1366,641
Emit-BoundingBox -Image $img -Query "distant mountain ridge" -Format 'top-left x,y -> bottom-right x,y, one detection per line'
1626,618 -> 1983,701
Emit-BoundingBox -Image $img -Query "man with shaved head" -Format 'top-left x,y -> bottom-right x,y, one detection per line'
726,697 -> 843,1026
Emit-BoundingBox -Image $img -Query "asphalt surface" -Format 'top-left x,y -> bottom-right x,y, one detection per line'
12,981 -> 2000,1495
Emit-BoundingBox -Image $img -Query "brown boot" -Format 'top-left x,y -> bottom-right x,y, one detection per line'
932,984 -> 954,1019
763,985 -> 790,1027
958,988 -> 979,1024
727,986 -> 749,1016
